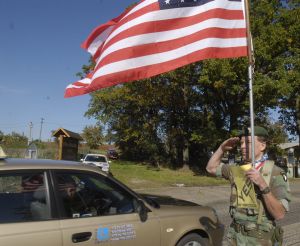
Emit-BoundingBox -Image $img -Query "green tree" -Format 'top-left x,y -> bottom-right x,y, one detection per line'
2,132 -> 28,148
82,125 -> 104,149
86,79 -> 166,163
0,130 -> 4,142
249,0 -> 300,140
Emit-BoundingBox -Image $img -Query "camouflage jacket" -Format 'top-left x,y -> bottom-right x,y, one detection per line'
216,161 -> 291,230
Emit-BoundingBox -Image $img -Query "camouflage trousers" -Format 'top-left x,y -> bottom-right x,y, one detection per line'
226,225 -> 281,246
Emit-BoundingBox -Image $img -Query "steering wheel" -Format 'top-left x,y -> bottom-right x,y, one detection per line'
94,197 -> 113,215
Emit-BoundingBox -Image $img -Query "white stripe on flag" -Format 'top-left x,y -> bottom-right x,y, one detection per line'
97,19 -> 246,64
93,37 -> 247,79
87,26 -> 114,56
104,0 -> 243,46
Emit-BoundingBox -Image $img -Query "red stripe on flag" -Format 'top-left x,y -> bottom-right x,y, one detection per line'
117,2 -> 160,29
101,8 -> 245,55
65,87 -> 90,98
65,46 -> 247,98
91,2 -> 160,61
82,5 -> 136,50
96,28 -> 246,70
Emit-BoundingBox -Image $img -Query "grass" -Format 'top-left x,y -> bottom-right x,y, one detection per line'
290,178 -> 300,184
110,160 -> 228,189
110,160 -> 300,189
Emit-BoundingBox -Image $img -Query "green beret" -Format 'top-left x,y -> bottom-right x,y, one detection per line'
238,126 -> 268,138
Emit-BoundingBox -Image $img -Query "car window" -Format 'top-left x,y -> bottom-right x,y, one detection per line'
85,155 -> 107,162
54,171 -> 137,219
0,171 -> 51,223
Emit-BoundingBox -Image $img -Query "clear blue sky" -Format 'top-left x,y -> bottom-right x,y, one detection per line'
0,0 -> 135,141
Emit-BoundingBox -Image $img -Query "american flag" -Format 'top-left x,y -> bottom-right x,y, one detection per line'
65,0 -> 247,98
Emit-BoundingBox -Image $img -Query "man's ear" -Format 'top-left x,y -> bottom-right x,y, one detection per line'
260,141 -> 267,152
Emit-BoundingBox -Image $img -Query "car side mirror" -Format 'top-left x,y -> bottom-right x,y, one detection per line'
136,199 -> 148,222
108,161 -> 111,164
80,159 -> 84,162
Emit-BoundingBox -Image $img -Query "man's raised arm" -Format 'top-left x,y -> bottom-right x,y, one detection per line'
206,137 -> 239,176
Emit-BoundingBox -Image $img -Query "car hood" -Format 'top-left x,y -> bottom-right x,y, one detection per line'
139,193 -> 200,208
83,161 -> 108,165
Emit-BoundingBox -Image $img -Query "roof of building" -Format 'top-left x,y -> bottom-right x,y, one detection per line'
278,142 -> 299,150
52,128 -> 83,140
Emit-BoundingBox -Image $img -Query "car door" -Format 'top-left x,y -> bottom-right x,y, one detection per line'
52,170 -> 161,246
0,170 -> 62,246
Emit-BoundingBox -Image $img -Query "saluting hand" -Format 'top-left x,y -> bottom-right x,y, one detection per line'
220,137 -> 240,152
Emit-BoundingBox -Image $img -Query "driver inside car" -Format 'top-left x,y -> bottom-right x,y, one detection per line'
57,178 -> 97,218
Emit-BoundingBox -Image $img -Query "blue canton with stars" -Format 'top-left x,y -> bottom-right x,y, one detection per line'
158,0 -> 241,10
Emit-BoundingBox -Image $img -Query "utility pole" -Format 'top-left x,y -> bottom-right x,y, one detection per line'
39,118 -> 44,142
28,122 -> 33,145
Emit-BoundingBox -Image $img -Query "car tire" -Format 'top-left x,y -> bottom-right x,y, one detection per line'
176,233 -> 209,246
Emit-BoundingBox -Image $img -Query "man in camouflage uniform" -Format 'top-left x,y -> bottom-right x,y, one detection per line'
206,126 -> 291,246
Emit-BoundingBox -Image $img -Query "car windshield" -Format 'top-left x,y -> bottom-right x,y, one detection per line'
85,155 -> 106,162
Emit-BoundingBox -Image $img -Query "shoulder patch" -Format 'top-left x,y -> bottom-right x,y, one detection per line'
281,172 -> 288,182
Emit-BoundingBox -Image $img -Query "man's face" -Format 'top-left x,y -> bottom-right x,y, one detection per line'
240,136 -> 266,161
65,183 -> 76,199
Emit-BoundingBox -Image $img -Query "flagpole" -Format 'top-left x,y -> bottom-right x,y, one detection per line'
244,0 -> 256,166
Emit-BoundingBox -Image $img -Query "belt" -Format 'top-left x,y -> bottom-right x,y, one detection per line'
231,222 -> 274,239
230,206 -> 258,216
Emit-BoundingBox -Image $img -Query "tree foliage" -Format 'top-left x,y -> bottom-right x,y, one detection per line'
250,0 -> 300,140
0,130 -> 3,142
82,125 -> 104,149
1,132 -> 28,148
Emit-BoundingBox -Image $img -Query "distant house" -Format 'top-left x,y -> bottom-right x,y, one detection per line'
278,142 -> 299,151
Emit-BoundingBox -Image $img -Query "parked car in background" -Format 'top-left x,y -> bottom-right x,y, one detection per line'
0,156 -> 224,246
107,149 -> 119,160
81,154 -> 110,172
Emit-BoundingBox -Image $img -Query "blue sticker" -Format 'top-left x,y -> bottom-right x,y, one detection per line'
97,227 -> 110,241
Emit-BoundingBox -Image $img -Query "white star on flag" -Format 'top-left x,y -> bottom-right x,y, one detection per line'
165,0 -> 171,4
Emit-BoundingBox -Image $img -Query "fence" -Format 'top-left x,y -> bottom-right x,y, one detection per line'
4,146 -> 97,161
5,148 -> 57,160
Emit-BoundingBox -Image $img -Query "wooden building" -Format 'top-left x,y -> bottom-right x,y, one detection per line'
52,128 -> 83,161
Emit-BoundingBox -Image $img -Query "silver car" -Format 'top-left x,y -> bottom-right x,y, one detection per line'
81,153 -> 110,172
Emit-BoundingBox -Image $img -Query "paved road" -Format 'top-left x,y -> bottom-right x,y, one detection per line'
136,183 -> 300,246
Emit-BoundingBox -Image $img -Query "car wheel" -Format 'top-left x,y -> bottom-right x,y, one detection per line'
176,233 -> 209,246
